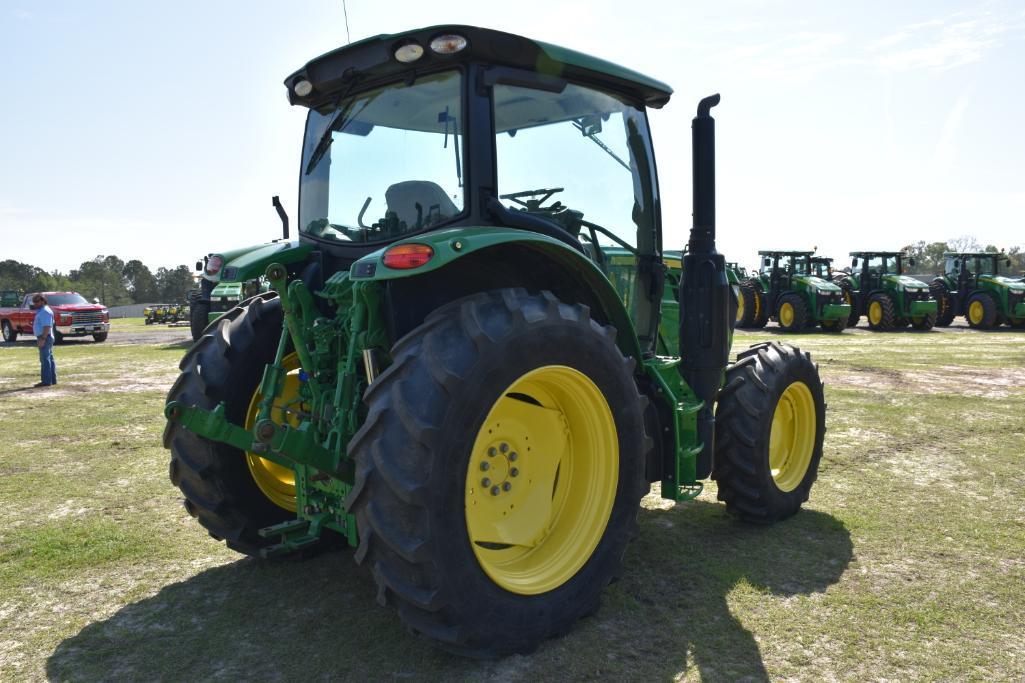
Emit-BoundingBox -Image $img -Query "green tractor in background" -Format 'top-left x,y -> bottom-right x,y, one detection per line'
809,256 -> 836,280
834,251 -> 937,331
930,252 -> 1025,329
163,26 -> 828,657
737,251 -> 850,332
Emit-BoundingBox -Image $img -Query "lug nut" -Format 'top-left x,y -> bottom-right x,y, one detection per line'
508,452 -> 518,462
500,442 -> 509,453
488,447 -> 497,457
481,477 -> 491,487
502,482 -> 511,492
510,467 -> 519,477
491,486 -> 500,496
480,461 -> 490,471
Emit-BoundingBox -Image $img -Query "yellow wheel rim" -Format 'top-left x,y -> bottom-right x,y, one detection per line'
768,381 -> 816,492
244,352 -> 301,511
465,365 -> 618,595
868,301 -> 882,325
736,291 -> 746,323
779,302 -> 794,328
968,300 -> 984,324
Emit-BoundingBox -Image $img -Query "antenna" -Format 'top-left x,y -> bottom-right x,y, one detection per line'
342,0 -> 351,44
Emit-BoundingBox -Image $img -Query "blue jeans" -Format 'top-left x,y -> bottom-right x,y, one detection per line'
39,337 -> 56,385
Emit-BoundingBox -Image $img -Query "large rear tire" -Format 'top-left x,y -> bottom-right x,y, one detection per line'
190,299 -> 212,341
713,342 -> 825,522
345,289 -> 649,657
930,280 -> 955,326
966,292 -> 997,329
163,293 -> 294,555
867,293 -> 896,331
737,282 -> 758,328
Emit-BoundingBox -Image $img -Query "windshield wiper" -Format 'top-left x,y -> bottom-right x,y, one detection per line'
304,78 -> 370,176
573,119 -> 631,172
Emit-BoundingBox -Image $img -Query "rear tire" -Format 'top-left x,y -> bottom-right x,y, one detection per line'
777,293 -> 807,332
345,289 -> 649,657
1,321 -> 16,342
714,342 -> 826,522
966,292 -> 997,329
930,280 -> 955,326
867,293 -> 896,331
190,299 -> 212,341
163,293 -> 293,555
746,280 -> 770,329
737,283 -> 758,328
835,279 -> 861,327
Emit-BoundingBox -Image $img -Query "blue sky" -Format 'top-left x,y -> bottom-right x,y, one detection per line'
1,0 -> 1023,272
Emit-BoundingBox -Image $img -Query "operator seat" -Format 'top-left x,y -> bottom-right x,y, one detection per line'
385,181 -> 458,230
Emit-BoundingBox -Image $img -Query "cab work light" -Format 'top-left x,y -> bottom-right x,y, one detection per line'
382,244 -> 434,269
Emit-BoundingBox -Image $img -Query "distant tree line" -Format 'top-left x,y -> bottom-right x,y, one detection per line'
0,256 -> 194,306
902,237 -> 1025,275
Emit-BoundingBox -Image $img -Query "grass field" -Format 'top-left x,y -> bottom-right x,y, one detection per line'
1,319 -> 1023,681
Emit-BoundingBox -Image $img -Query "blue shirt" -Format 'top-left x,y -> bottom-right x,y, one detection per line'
33,305 -> 55,339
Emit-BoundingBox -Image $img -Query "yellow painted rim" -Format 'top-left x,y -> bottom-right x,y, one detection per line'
868,301 -> 883,325
968,300 -> 984,325
779,302 -> 795,328
465,365 -> 618,595
769,381 -> 816,492
244,352 -> 301,511
736,290 -> 746,323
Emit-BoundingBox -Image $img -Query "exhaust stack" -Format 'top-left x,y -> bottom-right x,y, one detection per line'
678,94 -> 730,479
272,195 -> 290,240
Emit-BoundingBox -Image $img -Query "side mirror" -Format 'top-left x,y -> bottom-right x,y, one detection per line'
196,260 -> 203,272
763,257 -> 771,267
852,258 -> 858,268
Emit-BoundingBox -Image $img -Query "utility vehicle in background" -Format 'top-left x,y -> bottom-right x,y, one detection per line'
930,252 -> 1025,329
737,250 -> 849,331
835,251 -> 937,330
163,26 -> 827,656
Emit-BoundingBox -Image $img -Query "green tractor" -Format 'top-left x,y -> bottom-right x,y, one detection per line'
834,251 -> 937,330
737,251 -> 850,332
809,256 -> 835,280
191,239 -> 285,341
163,26 -> 828,657
930,252 -> 1025,329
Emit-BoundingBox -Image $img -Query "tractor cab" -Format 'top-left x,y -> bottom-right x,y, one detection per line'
758,250 -> 815,295
943,252 -> 1011,290
808,257 -> 834,280
289,26 -> 670,352
849,251 -> 913,291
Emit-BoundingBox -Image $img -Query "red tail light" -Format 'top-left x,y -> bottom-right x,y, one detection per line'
383,244 -> 434,270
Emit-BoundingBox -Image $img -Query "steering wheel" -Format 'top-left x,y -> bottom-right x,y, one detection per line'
499,187 -> 565,211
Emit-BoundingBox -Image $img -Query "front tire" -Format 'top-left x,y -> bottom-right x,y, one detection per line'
736,283 -> 758,328
163,293 -> 293,555
713,342 -> 826,522
867,293 -> 896,331
777,293 -> 808,332
930,280 -> 955,326
966,292 -> 997,329
190,299 -> 212,341
345,289 -> 649,657
93,332 -> 108,342
911,312 -> 935,331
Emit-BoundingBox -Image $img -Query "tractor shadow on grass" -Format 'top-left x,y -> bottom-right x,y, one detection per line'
46,500 -> 851,681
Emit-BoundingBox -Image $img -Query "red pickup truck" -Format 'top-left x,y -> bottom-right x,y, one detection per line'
0,291 -> 110,343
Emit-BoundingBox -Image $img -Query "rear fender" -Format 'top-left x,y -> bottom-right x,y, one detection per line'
349,227 -> 644,362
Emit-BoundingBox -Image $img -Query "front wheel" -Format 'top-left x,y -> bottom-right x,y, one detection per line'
966,292 -> 997,329
713,342 -> 826,522
777,293 -> 808,332
93,332 -> 108,342
190,299 -> 212,341
867,293 -> 896,331
346,289 -> 649,657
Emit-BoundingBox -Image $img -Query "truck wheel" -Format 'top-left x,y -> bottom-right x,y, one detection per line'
93,332 -> 108,342
190,300 -> 212,341
930,280 -> 955,326
713,341 -> 825,522
966,292 -> 997,329
346,289 -> 649,657
911,311 -> 935,331
867,293 -> 895,331
736,283 -> 757,328
54,330 -> 65,344
163,293 -> 294,555
777,293 -> 807,332
1,321 -> 16,342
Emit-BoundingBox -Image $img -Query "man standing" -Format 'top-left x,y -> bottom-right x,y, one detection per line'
33,293 -> 57,387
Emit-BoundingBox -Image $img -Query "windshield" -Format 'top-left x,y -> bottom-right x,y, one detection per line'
46,294 -> 89,306
493,82 -> 656,251
299,70 -> 465,243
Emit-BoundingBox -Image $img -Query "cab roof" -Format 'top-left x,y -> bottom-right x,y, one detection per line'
942,252 -> 1002,258
758,250 -> 814,257
849,251 -> 906,257
284,25 -> 673,109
